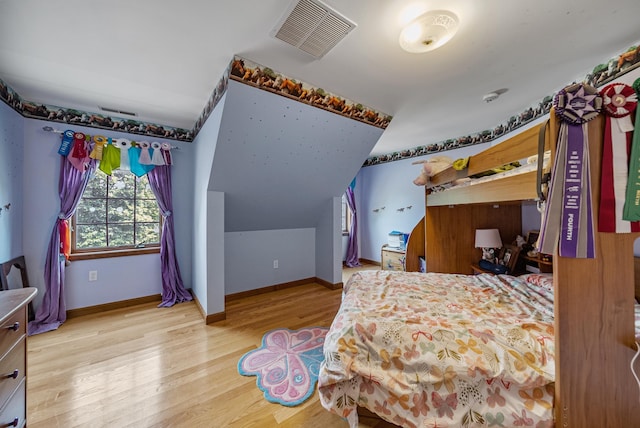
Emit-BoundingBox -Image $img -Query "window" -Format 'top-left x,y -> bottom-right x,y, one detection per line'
71,169 -> 161,260
341,193 -> 351,235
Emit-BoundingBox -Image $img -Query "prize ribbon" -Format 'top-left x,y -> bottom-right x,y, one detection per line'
67,132 -> 90,172
115,139 -> 131,171
138,141 -> 153,164
58,130 -> 75,156
598,83 -> 638,232
90,135 -> 107,160
539,83 -> 601,258
98,138 -> 121,176
151,142 -> 166,165
161,142 -> 173,165
623,78 -> 640,221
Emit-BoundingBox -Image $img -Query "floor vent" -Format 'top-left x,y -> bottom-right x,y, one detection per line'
272,0 -> 356,58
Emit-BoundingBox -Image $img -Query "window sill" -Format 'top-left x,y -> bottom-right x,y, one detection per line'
69,247 -> 160,261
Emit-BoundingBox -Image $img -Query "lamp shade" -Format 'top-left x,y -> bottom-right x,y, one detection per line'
475,229 -> 502,249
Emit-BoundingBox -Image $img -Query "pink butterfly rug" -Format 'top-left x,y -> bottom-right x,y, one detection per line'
238,326 -> 328,406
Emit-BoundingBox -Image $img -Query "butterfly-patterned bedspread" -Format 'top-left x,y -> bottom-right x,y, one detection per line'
318,271 -> 556,428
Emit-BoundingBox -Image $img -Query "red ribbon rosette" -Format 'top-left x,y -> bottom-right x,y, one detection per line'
598,82 -> 638,233
601,83 -> 637,118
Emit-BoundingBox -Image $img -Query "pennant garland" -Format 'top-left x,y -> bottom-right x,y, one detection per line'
539,83 -> 601,258
599,82 -> 638,232
623,78 -> 640,221
58,130 -> 175,175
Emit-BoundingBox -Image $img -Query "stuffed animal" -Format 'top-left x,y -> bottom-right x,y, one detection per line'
412,156 -> 453,186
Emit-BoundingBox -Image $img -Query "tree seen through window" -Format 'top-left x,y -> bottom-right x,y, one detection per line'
73,169 -> 160,251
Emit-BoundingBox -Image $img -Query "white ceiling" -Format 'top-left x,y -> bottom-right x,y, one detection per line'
1,0 -> 639,157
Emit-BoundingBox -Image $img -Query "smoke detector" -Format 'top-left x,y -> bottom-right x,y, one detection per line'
482,88 -> 508,103
271,0 -> 357,59
483,92 -> 499,103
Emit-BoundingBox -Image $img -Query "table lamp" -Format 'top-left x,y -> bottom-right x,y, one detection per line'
475,229 -> 502,264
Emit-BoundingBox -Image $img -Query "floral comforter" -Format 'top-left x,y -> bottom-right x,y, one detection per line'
318,271 -> 556,428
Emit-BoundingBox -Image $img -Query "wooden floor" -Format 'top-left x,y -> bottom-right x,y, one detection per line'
27,265 -> 395,427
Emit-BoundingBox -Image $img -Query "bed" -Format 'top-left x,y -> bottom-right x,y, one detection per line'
318,270 -> 557,427
331,103 -> 640,426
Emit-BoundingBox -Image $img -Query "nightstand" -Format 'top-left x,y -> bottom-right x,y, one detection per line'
381,245 -> 406,271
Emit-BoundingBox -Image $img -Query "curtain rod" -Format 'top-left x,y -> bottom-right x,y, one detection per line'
41,126 -> 180,150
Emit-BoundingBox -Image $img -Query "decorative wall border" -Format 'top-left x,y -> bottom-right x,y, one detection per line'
362,43 -> 640,167
1,44 -> 638,156
228,56 -> 393,129
0,78 -> 196,141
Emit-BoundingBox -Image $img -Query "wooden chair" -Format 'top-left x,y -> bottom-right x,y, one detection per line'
0,256 -> 35,321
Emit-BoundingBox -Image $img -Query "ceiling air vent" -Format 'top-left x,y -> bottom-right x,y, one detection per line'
271,0 -> 356,58
99,106 -> 137,117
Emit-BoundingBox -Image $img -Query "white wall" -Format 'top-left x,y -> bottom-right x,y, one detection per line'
0,102 -> 24,262
225,228 -> 315,294
357,144 -> 487,262
316,197 -> 342,284
192,94 -> 226,314
22,118 -> 194,310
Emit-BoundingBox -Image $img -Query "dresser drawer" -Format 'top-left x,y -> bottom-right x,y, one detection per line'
0,337 -> 25,410
0,378 -> 25,428
0,307 -> 25,356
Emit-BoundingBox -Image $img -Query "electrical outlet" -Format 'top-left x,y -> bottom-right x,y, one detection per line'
89,270 -> 98,281
273,260 -> 279,269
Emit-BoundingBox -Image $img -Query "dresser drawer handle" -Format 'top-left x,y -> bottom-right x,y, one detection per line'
3,417 -> 18,427
6,322 -> 19,332
5,369 -> 18,379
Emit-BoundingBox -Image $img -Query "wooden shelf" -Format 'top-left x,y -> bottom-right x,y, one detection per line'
522,255 -> 552,272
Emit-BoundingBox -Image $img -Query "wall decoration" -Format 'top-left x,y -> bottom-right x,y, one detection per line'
0,78 -> 194,142
1,43 -> 639,154
228,56 -> 392,130
363,43 -> 640,167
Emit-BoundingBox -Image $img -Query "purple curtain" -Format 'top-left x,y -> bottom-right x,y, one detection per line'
147,165 -> 192,307
344,186 -> 360,267
29,157 -> 96,335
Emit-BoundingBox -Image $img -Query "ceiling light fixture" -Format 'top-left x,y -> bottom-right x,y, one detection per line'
399,10 -> 459,53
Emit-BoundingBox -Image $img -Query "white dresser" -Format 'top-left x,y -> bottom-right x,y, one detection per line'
0,288 -> 37,428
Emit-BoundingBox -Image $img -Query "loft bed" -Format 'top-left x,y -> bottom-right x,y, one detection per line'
422,113 -> 640,426
320,113 -> 640,427
405,122 -> 552,274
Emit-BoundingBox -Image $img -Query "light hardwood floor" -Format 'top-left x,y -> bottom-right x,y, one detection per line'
27,265 -> 394,427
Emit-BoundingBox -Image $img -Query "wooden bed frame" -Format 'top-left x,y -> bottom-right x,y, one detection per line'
405,114 -> 640,426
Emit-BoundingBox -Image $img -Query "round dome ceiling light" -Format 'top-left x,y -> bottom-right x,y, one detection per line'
399,10 -> 459,53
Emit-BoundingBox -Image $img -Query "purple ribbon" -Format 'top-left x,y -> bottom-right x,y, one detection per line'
559,125 -> 584,257
539,83 -> 600,259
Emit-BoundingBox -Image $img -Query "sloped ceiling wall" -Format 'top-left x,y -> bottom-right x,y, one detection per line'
209,80 -> 384,232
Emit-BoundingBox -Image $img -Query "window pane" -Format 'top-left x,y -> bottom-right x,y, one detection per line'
136,222 -> 160,245
109,171 -> 134,199
76,199 -> 106,224
136,199 -> 159,222
109,224 -> 134,247
108,199 -> 134,223
136,177 -> 155,199
83,172 -> 107,198
76,224 -> 107,249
